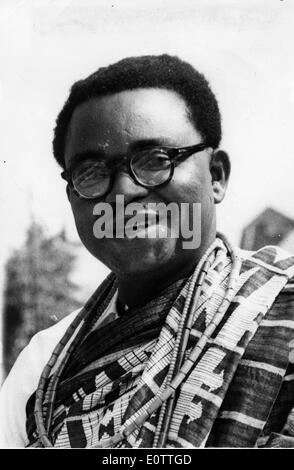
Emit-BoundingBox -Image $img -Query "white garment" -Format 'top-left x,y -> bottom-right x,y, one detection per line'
0,290 -> 120,448
0,310 -> 80,448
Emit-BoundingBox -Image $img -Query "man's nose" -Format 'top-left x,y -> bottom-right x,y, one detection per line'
104,169 -> 149,205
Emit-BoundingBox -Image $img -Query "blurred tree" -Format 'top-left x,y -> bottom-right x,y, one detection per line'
3,221 -> 81,375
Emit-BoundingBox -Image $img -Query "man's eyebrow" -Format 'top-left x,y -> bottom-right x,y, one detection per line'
68,138 -> 174,167
68,150 -> 105,167
130,138 -> 175,151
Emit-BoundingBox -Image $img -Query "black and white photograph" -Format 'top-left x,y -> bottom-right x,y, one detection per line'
0,0 -> 294,452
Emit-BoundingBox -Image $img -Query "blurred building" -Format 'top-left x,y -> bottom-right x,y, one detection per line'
240,208 -> 294,252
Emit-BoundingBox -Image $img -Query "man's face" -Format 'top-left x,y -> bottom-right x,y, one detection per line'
64,88 -> 220,276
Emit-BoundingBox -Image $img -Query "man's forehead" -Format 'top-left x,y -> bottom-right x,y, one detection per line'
64,88 -> 201,166
70,88 -> 191,122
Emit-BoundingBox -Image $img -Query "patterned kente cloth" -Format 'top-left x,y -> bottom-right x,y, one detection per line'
26,241 -> 294,447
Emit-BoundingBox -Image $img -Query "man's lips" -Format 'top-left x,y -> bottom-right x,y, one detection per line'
113,210 -> 160,229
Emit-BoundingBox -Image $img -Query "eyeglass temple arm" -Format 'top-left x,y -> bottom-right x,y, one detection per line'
170,143 -> 208,162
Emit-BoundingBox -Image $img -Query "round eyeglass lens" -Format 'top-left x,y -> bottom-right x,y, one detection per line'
72,160 -> 110,198
131,149 -> 171,186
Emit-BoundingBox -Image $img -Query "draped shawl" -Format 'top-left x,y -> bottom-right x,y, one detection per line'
26,241 -> 294,448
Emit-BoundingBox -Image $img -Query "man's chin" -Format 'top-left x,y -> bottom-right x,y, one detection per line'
89,236 -> 178,275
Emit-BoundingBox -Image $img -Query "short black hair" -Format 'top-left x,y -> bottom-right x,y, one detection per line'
53,54 -> 222,168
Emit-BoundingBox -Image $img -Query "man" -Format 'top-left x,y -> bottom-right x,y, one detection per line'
1,54 -> 294,448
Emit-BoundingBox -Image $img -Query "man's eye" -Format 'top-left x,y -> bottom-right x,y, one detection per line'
146,154 -> 170,170
135,150 -> 169,168
147,156 -> 169,169
73,161 -> 109,182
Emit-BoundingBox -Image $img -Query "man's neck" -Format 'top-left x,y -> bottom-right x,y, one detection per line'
116,235 -> 215,308
117,262 -> 193,309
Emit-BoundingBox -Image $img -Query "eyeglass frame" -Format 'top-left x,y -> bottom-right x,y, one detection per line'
61,142 -> 209,199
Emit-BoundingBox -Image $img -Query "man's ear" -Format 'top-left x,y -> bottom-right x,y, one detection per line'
66,184 -> 72,203
210,149 -> 231,204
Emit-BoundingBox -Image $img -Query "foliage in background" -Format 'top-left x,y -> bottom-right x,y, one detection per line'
3,221 -> 81,375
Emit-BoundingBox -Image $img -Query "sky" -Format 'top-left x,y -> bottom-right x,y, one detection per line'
0,0 -> 294,303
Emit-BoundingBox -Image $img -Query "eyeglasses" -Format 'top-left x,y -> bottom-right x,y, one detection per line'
61,142 -> 208,199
